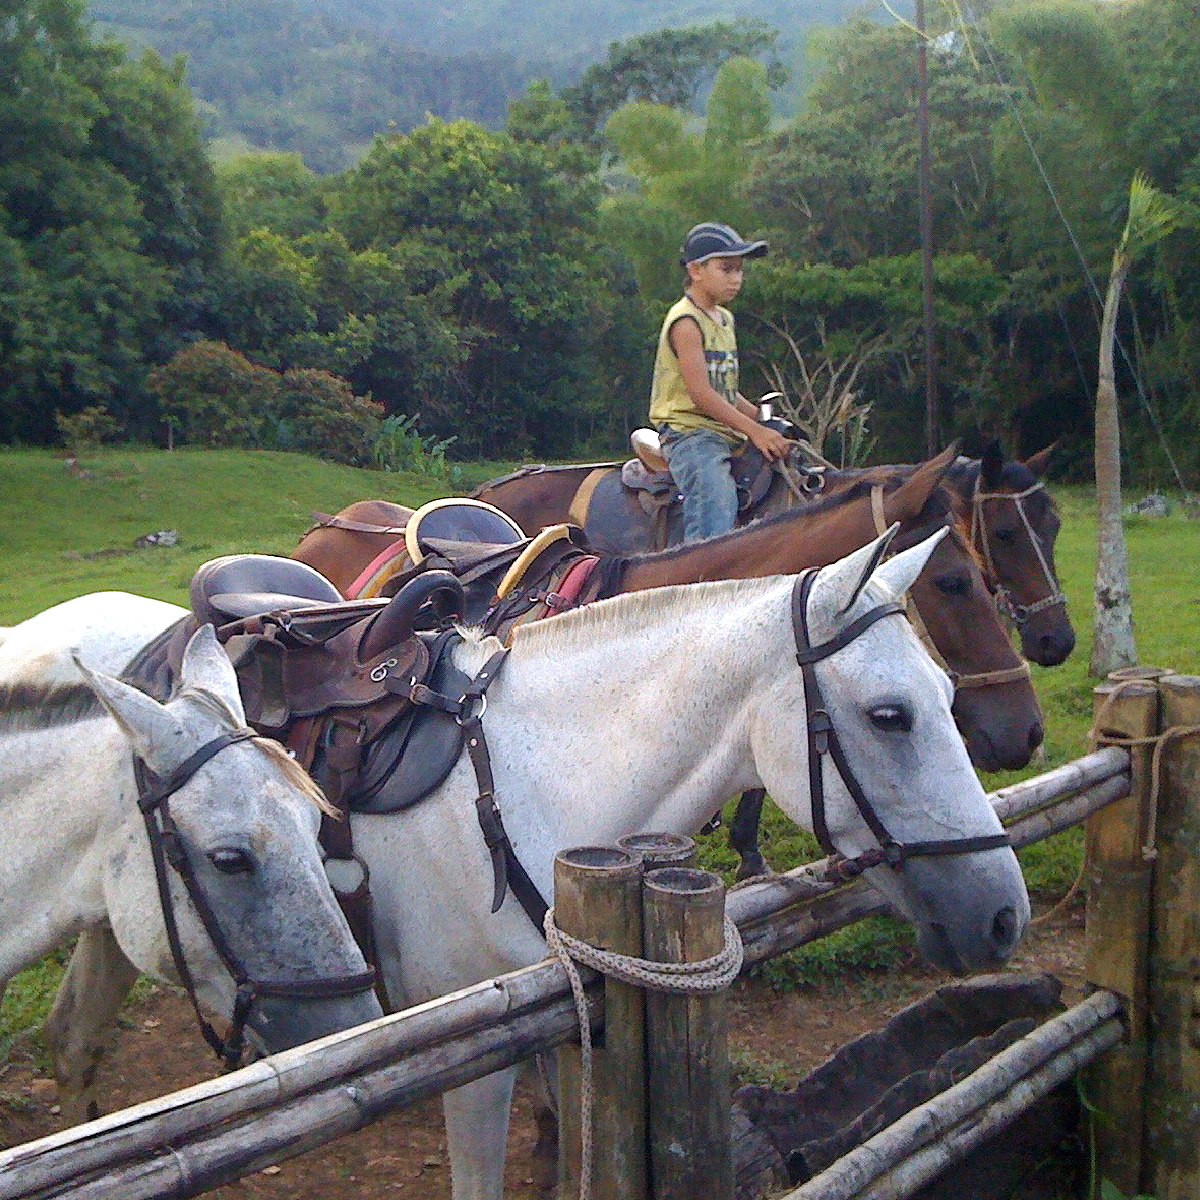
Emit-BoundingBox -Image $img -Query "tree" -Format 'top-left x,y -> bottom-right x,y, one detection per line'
561,20 -> 785,144
1091,174 -> 1183,676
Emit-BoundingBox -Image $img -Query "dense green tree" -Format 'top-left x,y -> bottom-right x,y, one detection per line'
561,20 -> 785,143
217,152 -> 329,241
331,119 -> 610,455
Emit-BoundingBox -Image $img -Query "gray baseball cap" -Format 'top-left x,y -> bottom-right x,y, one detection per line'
680,222 -> 769,266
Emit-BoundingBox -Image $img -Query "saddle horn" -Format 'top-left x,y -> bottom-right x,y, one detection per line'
359,570 -> 465,661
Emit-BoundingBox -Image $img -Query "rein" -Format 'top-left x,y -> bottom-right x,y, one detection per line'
792,570 -> 1012,877
869,485 -> 1031,692
136,729 -> 377,1069
969,477 -> 1068,627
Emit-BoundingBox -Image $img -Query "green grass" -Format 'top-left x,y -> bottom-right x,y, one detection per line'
2,450 -> 1198,1023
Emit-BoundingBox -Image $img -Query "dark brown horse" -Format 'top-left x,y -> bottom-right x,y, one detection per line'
472,439 -> 1075,668
295,447 -> 1042,775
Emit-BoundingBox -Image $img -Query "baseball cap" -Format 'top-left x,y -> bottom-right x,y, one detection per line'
680,222 -> 769,266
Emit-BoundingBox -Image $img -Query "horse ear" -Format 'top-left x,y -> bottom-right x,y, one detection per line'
882,441 -> 960,525
818,525 -> 899,618
981,438 -> 1005,488
178,624 -> 245,725
873,526 -> 951,600
72,653 -> 186,775
1022,441 -> 1058,478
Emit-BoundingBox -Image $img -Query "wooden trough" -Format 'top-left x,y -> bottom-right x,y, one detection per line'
1,672 -> 1197,1199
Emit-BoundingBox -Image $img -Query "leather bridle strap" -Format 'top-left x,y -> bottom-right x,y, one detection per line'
137,729 -> 376,1070
868,485 -> 1032,692
970,477 -> 1067,627
791,571 -> 1012,875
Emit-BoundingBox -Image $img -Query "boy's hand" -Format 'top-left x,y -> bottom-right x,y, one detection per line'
748,423 -> 790,462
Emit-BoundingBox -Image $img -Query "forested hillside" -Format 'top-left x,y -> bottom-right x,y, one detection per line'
86,0 -> 879,168
6,0 -> 1198,489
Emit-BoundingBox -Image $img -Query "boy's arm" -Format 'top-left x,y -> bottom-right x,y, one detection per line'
669,319 -> 789,460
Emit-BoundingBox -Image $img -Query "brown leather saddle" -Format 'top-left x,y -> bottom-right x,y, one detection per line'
124,555 -> 470,814
368,499 -> 603,639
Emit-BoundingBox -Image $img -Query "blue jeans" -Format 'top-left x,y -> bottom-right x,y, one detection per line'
659,426 -> 739,543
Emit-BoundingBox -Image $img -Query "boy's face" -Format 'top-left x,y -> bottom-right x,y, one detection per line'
688,255 -> 745,304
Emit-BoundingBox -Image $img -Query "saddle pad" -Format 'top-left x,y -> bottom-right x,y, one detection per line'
405,498 -> 525,565
348,537 -> 412,600
495,525 -> 579,599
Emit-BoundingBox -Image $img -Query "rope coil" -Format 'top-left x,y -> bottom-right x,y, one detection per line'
543,906 -> 744,1200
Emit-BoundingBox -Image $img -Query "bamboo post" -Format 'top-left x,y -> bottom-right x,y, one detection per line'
555,846 -> 648,1200
1146,673 -> 1200,1200
1084,670 -> 1161,1198
642,866 -> 733,1200
616,832 -> 697,870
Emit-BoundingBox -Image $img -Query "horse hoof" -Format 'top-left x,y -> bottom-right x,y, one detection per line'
736,855 -> 770,881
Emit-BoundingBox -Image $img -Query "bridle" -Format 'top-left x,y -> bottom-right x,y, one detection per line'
969,476 -> 1068,628
870,486 -> 1031,692
792,570 -> 1012,881
135,729 -> 377,1070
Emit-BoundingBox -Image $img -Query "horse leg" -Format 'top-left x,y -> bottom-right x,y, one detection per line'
443,1067 -> 518,1200
728,787 -> 771,879
43,925 -> 139,1124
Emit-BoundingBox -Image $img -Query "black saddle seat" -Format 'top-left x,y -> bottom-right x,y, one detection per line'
192,554 -> 345,626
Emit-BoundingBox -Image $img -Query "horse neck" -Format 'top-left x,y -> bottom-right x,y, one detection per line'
620,503 -> 878,590
471,579 -> 786,845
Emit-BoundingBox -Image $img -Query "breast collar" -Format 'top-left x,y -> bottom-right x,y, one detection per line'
791,570 -> 1011,881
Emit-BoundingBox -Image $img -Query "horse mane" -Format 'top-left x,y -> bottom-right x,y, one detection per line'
181,687 -> 337,816
459,576 -> 782,664
0,681 -> 103,734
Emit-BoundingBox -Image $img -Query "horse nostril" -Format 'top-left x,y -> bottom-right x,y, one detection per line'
1028,721 -> 1044,752
991,906 -> 1020,955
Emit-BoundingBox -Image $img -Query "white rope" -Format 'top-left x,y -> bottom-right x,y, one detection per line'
543,906 -> 744,1200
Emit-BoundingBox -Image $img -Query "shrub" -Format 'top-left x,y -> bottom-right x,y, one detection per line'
373,413 -> 462,486
276,369 -> 384,466
146,341 -> 278,448
55,406 -> 123,455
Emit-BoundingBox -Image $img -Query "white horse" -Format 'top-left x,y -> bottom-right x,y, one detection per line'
37,529 -> 1028,1195
0,614 -> 383,1123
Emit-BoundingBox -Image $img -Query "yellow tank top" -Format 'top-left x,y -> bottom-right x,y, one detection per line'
648,296 -> 743,441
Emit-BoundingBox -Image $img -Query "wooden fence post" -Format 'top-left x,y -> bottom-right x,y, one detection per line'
1146,673 -> 1200,1200
1084,670 -> 1160,1198
642,866 -> 733,1200
555,846 -> 649,1200
616,832 -> 698,871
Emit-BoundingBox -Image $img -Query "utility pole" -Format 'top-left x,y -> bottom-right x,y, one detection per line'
916,0 -> 938,455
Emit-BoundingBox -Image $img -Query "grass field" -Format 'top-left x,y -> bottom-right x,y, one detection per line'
1,447 -> 1197,1029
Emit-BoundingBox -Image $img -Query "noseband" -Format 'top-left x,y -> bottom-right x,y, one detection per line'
136,729 -> 376,1069
792,570 -> 1012,880
970,477 -> 1067,627
869,486 -> 1031,692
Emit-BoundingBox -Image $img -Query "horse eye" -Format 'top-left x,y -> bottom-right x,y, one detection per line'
869,705 -> 913,732
208,848 -> 254,875
993,527 -> 1018,544
934,574 -> 970,596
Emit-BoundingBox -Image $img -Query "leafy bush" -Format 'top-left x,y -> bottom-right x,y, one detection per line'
147,341 -> 278,448
55,406 -> 123,455
275,368 -> 384,466
373,413 -> 463,486
147,342 -> 382,465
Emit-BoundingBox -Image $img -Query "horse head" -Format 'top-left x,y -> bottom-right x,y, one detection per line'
73,625 -> 382,1055
753,530 -> 1030,972
976,439 -> 1075,665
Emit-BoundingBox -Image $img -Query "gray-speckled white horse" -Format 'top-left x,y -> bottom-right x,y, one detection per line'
0,614 -> 382,1122
35,529 -> 1028,1194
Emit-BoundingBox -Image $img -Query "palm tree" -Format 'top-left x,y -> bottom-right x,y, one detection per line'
1091,173 -> 1181,676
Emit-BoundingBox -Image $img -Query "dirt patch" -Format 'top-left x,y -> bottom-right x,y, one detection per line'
0,906 -> 1085,1198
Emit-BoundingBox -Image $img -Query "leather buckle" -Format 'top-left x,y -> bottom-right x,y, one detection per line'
811,709 -> 832,754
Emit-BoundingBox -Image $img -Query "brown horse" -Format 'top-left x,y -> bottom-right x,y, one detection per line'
471,439 -> 1075,668
294,447 -> 1042,775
